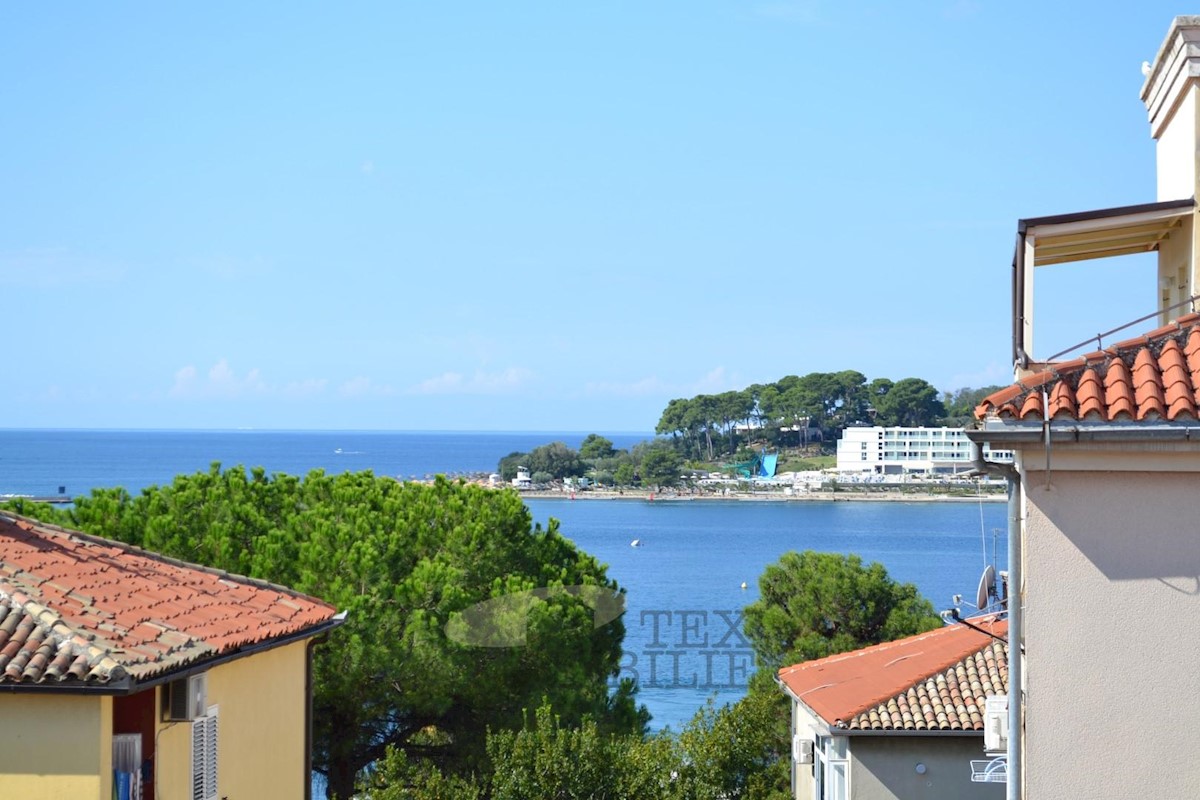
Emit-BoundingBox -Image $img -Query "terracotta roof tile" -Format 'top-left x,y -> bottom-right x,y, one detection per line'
976,315 -> 1200,423
778,617 -> 1008,731
1046,381 -> 1077,419
0,513 -> 338,687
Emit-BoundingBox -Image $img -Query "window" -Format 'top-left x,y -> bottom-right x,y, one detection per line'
191,705 -> 218,800
813,735 -> 849,800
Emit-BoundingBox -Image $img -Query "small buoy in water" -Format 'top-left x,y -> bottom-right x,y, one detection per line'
631,539 -> 642,547
740,581 -> 748,590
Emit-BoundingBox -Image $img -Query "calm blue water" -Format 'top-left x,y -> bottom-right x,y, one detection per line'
528,497 -> 1006,730
0,430 -> 1006,732
0,429 -> 650,497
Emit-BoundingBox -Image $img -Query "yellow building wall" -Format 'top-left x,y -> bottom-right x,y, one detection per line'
0,693 -> 111,800
155,639 -> 311,800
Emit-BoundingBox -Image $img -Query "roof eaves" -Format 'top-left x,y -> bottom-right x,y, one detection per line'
830,727 -> 985,738
1016,197 -> 1195,233
967,421 -> 1200,444
0,610 -> 346,695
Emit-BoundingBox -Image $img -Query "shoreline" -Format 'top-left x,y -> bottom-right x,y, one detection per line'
514,487 -> 1005,504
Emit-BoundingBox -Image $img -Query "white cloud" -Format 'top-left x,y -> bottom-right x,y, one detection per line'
169,365 -> 198,398
169,359 -> 268,399
339,376 -> 374,398
283,378 -> 329,397
412,368 -> 532,395
584,367 -> 740,398
692,367 -> 737,394
584,376 -> 669,397
337,376 -> 397,398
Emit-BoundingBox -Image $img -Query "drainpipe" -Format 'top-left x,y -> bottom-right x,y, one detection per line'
1012,229 -> 1029,371
972,442 -> 1021,800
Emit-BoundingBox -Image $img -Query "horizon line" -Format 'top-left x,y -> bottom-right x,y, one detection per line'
0,426 -> 658,436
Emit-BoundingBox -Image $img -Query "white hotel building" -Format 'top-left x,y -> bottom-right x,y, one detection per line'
836,425 -> 1013,476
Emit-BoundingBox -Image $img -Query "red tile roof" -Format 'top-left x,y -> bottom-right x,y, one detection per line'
976,313 -> 1200,422
778,617 -> 1008,731
0,513 -> 338,687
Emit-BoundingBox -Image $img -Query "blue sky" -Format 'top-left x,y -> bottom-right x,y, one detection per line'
1,3 -> 1186,431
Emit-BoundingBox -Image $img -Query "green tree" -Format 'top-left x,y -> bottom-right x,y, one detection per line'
743,550 -> 942,672
872,377 -> 946,428
613,462 -> 636,487
675,682 -> 789,800
941,385 -> 1005,426
497,451 -> 528,481
639,445 -> 682,488
36,467 -> 640,799
579,434 -> 616,461
525,442 -> 585,480
360,747 -> 484,800
487,705 -> 678,800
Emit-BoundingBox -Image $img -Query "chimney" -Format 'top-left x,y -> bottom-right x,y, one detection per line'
1140,16 -> 1200,318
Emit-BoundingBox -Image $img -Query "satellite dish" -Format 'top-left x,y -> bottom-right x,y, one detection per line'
976,565 -> 996,610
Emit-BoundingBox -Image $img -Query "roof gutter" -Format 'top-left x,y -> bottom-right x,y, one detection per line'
969,423 -> 1200,445
831,728 -> 984,738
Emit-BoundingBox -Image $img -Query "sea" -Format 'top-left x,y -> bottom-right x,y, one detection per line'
0,429 -> 1007,732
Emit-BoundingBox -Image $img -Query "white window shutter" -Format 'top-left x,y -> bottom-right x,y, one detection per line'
204,706 -> 219,800
191,706 -> 219,800
191,719 -> 205,800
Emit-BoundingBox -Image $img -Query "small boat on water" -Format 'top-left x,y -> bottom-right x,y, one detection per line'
630,539 -> 642,547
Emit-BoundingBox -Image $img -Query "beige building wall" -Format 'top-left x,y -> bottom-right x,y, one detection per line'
0,694 -> 112,800
790,702 -> 1000,800
156,640 -> 311,800
1157,219 -> 1192,316
851,737 -> 1001,800
1022,466 -> 1200,799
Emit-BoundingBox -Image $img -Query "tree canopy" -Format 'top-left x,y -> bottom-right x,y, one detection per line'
9,467 -> 642,799
352,544 -> 943,800
870,377 -> 946,428
743,550 -> 942,672
652,371 -> 985,463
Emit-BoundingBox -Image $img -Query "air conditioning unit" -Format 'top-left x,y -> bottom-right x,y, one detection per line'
984,694 -> 1009,754
792,735 -> 814,764
166,673 -> 208,721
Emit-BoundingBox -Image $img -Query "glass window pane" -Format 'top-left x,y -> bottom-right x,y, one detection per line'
829,762 -> 848,800
829,737 -> 848,758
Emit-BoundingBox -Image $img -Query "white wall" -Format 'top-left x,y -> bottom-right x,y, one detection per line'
1155,87 -> 1197,202
1023,468 -> 1200,799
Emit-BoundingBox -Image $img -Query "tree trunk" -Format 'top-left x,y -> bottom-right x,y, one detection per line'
326,761 -> 358,800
